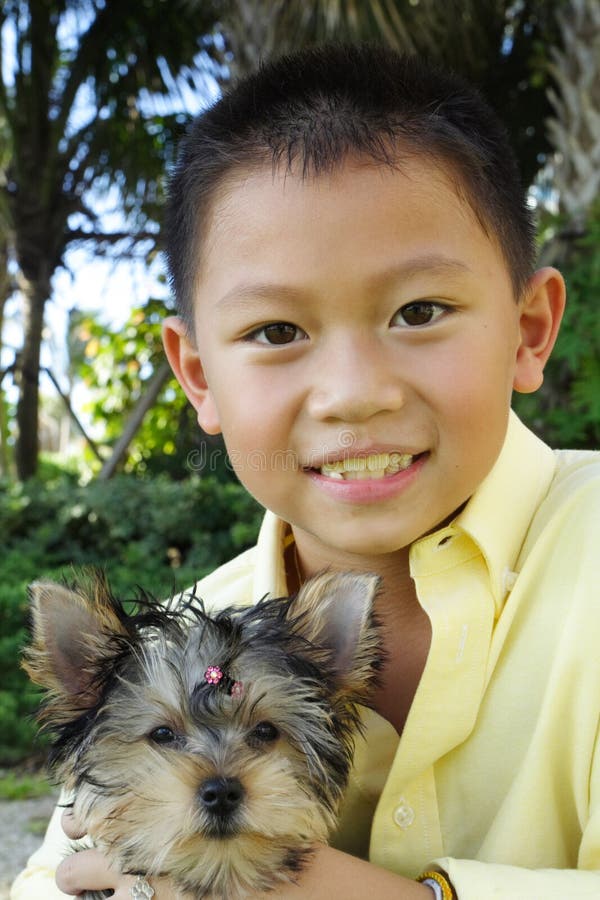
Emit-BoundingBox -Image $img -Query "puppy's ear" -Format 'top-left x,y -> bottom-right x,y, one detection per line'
289,571 -> 381,697
23,577 -> 130,721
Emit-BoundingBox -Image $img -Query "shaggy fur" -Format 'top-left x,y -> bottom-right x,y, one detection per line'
23,570 -> 381,900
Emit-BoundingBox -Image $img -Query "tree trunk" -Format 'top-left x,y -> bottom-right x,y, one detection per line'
0,240 -> 11,476
15,281 -> 47,480
98,360 -> 172,480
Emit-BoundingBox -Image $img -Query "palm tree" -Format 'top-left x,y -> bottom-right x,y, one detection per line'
546,0 -> 600,229
217,0 -> 559,185
0,0 -> 220,479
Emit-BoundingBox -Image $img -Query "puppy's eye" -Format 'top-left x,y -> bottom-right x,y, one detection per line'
149,726 -> 177,745
249,721 -> 279,745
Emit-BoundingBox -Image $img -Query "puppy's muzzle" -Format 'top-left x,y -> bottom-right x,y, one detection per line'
198,776 -> 245,817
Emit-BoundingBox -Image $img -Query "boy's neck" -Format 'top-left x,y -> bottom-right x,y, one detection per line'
287,527 -> 417,614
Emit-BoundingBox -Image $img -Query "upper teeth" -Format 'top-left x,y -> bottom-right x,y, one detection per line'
320,452 -> 413,479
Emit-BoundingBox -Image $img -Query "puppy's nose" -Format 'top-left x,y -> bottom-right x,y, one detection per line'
199,776 -> 245,815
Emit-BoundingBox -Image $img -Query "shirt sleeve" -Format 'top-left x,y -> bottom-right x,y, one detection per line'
10,795 -> 73,899
434,859 -> 600,899
435,715 -> 600,900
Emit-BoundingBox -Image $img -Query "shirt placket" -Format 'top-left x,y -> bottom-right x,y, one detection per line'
370,528 -> 496,877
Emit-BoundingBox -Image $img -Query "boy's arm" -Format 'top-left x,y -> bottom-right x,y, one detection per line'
10,796 -> 72,899
266,847 -> 600,900
266,846 -> 440,899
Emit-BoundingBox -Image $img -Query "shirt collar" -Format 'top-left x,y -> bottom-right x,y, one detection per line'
252,511 -> 290,602
252,413 -> 557,616
451,411 -> 556,616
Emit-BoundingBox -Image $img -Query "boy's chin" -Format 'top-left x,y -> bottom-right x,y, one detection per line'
292,523 -> 422,560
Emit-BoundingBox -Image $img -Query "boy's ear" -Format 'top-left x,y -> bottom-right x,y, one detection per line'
513,266 -> 566,394
162,316 -> 222,435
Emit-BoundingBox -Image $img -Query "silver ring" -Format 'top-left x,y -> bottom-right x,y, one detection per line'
131,875 -> 155,899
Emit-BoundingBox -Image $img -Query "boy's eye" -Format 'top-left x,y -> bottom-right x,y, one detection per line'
246,323 -> 305,345
392,301 -> 449,328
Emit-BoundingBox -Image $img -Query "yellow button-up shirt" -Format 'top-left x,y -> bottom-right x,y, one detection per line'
11,414 -> 600,898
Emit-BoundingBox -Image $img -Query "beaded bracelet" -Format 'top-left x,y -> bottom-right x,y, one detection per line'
416,870 -> 455,900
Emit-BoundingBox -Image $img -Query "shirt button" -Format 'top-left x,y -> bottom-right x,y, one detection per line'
502,566 -> 518,592
393,799 -> 415,829
434,531 -> 455,550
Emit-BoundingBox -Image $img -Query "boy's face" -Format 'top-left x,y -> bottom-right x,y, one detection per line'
166,158 -> 560,563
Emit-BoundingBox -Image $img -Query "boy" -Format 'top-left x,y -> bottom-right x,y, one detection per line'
12,44 -> 600,899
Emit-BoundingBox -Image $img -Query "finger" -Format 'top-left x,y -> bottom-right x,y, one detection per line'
56,848 -> 119,895
61,806 -> 85,839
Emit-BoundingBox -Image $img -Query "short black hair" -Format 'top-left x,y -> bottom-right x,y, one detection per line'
165,43 -> 536,332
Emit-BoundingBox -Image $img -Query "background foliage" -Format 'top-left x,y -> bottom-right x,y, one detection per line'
69,298 -> 216,478
0,464 -> 262,763
513,202 -> 600,449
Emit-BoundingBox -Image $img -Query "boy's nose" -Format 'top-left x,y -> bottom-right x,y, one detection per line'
307,337 -> 406,423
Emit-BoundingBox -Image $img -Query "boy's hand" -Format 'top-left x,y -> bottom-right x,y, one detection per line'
57,809 -> 192,899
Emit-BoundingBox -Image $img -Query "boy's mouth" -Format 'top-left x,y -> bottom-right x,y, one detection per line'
315,451 -> 417,480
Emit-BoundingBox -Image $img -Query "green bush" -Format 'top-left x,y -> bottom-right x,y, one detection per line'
514,204 -> 600,449
0,472 -> 262,763
0,771 -> 54,801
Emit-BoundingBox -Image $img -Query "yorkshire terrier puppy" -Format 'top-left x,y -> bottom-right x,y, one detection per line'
23,570 -> 381,899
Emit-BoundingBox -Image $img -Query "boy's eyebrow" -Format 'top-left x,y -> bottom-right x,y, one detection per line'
215,254 -> 472,309
371,254 -> 473,286
215,283 -> 308,310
